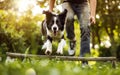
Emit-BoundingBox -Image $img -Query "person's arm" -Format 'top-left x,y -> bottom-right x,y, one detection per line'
89,0 -> 97,24
49,0 -> 56,12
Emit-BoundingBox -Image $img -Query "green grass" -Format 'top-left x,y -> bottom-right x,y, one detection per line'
0,58 -> 120,75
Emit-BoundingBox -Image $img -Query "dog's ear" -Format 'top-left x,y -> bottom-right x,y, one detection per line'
58,9 -> 67,23
59,9 -> 67,17
43,10 -> 51,14
43,10 -> 53,19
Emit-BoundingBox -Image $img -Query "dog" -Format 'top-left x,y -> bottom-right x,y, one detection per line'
41,9 -> 67,55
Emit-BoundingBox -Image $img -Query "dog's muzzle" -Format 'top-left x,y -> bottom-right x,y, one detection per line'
52,26 -> 58,36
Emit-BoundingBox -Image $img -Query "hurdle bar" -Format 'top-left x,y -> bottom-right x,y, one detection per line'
6,52 -> 116,68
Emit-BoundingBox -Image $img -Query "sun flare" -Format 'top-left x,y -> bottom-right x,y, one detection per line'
16,0 -> 44,16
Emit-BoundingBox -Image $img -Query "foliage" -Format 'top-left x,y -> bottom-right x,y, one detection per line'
0,0 -> 120,75
116,45 -> 120,61
92,0 -> 120,56
0,0 -> 120,59
0,58 -> 120,75
0,10 -> 44,55
99,46 -> 112,57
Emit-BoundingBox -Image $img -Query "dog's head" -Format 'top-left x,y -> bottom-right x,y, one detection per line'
43,9 -> 67,36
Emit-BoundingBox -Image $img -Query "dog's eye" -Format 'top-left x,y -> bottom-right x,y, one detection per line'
56,20 -> 59,24
52,20 -> 54,24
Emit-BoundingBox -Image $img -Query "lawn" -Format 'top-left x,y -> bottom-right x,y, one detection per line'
0,58 -> 120,75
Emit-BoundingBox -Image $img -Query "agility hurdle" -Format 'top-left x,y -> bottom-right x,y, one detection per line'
6,52 -> 116,68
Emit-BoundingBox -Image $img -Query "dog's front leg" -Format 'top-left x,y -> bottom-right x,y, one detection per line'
56,39 -> 66,55
45,36 -> 52,55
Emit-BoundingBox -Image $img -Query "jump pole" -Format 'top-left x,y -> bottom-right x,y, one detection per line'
6,52 -> 116,68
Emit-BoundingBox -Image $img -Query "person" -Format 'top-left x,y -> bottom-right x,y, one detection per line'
49,0 -> 97,65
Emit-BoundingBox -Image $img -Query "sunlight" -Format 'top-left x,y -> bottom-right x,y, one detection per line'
56,4 -> 63,12
95,44 -> 99,49
106,5 -> 109,9
96,14 -> 100,19
118,5 -> 120,9
105,0 -> 108,3
104,40 -> 111,48
17,0 -> 35,12
100,37 -> 111,48
0,0 -> 4,2
32,5 -> 43,16
16,0 -> 43,16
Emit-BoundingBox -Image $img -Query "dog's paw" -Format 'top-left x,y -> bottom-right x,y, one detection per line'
45,50 -> 52,55
56,49 -> 63,55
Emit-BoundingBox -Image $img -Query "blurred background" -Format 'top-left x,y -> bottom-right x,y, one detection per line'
0,0 -> 120,60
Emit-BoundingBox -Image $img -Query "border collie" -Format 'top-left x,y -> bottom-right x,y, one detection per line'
41,9 -> 67,55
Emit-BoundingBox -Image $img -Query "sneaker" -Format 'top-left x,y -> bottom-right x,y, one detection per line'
81,61 -> 90,68
68,40 -> 76,56
68,49 -> 75,56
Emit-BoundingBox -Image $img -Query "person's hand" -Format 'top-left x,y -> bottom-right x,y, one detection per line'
90,16 -> 96,24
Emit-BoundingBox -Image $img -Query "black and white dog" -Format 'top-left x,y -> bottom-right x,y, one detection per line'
41,9 -> 67,55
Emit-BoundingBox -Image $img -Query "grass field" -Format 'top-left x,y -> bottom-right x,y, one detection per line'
0,58 -> 120,75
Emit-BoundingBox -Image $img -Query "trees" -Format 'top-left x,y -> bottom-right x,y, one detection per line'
92,0 -> 120,56
0,0 -> 120,56
0,0 -> 44,55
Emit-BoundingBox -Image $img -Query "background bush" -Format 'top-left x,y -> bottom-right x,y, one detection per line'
0,10 -> 44,57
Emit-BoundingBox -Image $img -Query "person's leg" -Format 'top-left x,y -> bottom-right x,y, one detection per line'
72,2 -> 91,63
62,2 -> 76,56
